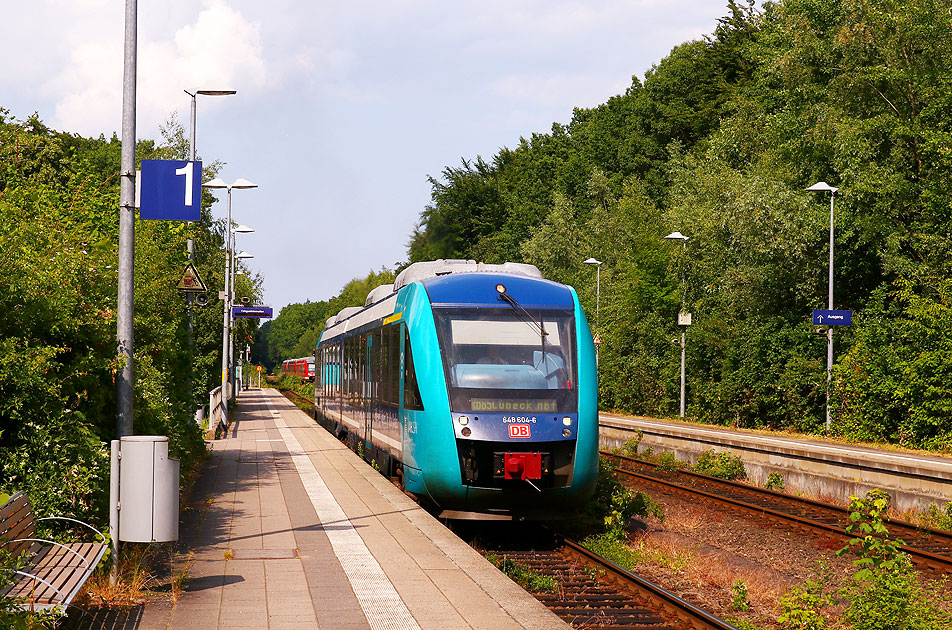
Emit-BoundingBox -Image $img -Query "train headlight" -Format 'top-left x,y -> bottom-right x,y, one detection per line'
562,416 -> 572,426
495,283 -> 506,294
461,427 -> 472,437
458,415 -> 469,426
562,428 -> 572,438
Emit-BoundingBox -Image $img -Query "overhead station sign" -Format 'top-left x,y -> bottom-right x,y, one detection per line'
139,160 -> 203,221
232,306 -> 273,319
813,309 -> 852,326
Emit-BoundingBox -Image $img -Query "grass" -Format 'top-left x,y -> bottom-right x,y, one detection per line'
170,552 -> 194,604
81,544 -> 154,608
485,553 -> 559,593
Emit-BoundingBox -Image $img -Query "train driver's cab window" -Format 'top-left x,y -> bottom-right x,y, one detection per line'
433,310 -> 576,392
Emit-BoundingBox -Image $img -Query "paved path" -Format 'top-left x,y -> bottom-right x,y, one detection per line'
137,388 -> 567,630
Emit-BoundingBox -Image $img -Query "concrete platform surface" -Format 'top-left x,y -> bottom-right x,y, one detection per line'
600,413 -> 952,512
138,388 -> 569,630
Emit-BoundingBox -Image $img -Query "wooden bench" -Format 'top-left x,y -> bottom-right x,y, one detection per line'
0,491 -> 107,610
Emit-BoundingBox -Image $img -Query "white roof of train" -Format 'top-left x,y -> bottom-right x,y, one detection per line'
319,259 -> 543,343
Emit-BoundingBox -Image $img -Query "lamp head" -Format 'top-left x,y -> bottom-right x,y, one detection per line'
235,251 -> 254,259
234,224 -> 255,234
583,257 -> 602,265
203,178 -> 227,189
806,181 -> 838,193
197,89 -> 237,96
664,231 -> 689,241
230,178 -> 257,189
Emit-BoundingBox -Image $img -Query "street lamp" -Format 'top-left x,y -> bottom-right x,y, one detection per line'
184,88 -> 235,417
231,248 -> 254,395
203,177 -> 257,425
664,231 -> 690,419
230,225 -> 254,392
184,89 -> 237,264
185,89 -> 237,163
583,258 -> 602,366
806,181 -> 839,432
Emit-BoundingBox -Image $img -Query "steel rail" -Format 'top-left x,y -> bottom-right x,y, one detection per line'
560,538 -> 738,630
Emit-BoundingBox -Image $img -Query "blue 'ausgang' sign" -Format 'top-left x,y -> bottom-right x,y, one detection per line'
140,160 -> 202,221
813,309 -> 853,326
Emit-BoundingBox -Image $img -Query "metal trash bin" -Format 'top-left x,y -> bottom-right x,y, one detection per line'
118,436 -> 179,542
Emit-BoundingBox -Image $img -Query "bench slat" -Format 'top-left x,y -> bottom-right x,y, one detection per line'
0,492 -> 108,609
5,543 -> 107,604
0,492 -> 30,522
1,492 -> 37,559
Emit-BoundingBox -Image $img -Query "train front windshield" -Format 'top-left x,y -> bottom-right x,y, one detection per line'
433,308 -> 578,413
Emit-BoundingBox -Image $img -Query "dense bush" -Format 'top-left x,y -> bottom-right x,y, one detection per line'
394,0 -> 952,450
693,450 -> 747,480
0,111 -> 255,534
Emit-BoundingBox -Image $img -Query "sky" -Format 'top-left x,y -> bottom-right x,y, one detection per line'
2,0 -> 729,314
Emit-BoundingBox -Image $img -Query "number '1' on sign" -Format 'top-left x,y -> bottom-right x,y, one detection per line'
139,160 -> 203,221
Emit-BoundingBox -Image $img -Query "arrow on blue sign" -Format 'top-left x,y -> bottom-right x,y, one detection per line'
813,309 -> 852,326
140,160 -> 203,221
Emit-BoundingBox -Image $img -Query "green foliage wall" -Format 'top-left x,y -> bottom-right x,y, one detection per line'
0,110 -> 257,526
402,0 -> 952,449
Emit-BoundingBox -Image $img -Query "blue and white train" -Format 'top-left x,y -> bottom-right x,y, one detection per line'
314,259 -> 598,518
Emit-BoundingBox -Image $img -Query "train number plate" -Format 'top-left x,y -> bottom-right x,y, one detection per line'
508,424 -> 531,438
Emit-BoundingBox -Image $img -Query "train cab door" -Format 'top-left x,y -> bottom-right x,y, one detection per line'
364,334 -> 374,449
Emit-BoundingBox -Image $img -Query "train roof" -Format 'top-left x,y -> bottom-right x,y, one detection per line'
393,259 -> 541,290
319,259 -> 564,344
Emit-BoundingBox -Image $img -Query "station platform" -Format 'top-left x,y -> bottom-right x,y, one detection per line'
600,413 -> 952,512
138,387 -> 568,630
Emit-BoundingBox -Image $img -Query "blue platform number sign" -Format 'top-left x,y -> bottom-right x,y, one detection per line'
140,159 -> 202,221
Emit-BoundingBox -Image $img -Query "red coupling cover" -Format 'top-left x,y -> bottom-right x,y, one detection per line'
503,453 -> 542,480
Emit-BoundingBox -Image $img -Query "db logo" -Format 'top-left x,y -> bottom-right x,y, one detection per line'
508,424 -> 531,438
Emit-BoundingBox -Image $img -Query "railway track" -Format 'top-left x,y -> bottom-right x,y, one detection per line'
465,524 -> 735,630
602,450 -> 952,574
279,388 -> 314,412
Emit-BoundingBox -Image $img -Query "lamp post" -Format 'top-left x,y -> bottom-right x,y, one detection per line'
231,244 -> 254,395
184,89 -> 235,417
203,177 -> 257,424
583,258 -> 602,366
806,181 -> 839,432
186,89 -> 236,163
184,89 -> 237,272
664,231 -> 690,419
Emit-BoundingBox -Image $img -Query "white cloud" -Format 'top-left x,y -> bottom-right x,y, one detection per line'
46,0 -> 267,137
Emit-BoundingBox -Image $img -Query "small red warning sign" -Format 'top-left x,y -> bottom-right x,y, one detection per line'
177,263 -> 207,293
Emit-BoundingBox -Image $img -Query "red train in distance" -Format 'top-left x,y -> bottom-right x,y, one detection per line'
282,356 -> 315,381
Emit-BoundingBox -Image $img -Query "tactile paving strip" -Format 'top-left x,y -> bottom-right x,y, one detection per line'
269,402 -> 421,630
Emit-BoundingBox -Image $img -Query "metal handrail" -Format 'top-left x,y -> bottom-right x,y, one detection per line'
12,570 -> 66,599
34,516 -> 106,543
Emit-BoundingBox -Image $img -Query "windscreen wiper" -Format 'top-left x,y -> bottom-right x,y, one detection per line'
495,283 -> 547,345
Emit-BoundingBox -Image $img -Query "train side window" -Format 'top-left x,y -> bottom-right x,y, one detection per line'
403,325 -> 424,411
379,326 -> 390,404
388,325 -> 400,405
